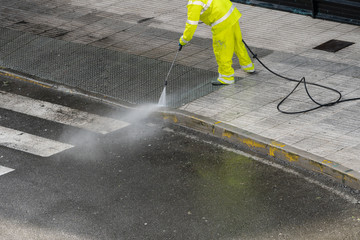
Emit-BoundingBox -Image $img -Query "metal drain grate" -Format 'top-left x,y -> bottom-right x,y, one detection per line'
313,39 -> 354,52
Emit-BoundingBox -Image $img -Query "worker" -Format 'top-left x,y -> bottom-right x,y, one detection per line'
179,0 -> 255,85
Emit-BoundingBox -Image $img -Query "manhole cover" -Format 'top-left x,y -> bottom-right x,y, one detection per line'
313,39 -> 354,52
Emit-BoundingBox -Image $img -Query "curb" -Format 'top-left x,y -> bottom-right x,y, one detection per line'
2,67 -> 360,191
160,109 -> 360,190
0,67 -> 137,109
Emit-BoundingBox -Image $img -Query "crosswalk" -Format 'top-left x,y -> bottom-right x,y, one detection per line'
0,90 -> 131,176
0,91 -> 130,134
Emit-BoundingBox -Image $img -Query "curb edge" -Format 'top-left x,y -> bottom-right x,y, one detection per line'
2,67 -> 359,190
160,109 -> 360,190
0,67 -> 137,109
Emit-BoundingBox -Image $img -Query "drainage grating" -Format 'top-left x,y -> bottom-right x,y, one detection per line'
313,39 -> 354,52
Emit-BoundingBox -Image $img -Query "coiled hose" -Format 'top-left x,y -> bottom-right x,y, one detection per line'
242,40 -> 360,114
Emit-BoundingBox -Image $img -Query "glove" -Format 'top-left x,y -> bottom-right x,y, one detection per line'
179,35 -> 188,46
179,35 -> 188,51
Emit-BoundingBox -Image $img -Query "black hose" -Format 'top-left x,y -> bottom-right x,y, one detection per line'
242,40 -> 360,114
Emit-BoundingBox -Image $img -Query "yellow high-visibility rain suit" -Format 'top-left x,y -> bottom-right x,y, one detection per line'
179,0 -> 254,84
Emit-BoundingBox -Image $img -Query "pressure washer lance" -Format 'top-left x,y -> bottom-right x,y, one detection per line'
242,39 -> 360,114
158,44 -> 183,107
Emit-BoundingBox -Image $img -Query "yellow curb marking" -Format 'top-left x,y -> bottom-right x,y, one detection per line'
310,161 -> 325,173
222,130 -> 298,162
242,138 -> 266,149
269,146 -> 277,157
269,143 -> 299,162
310,160 -> 359,184
322,159 -> 333,164
163,114 -> 178,123
212,121 -> 221,134
271,141 -> 286,148
0,71 -> 51,89
222,130 -> 233,139
278,150 -> 299,162
190,116 -> 208,127
191,116 -> 202,121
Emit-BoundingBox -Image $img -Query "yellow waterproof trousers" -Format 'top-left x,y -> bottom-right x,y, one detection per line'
212,22 -> 254,84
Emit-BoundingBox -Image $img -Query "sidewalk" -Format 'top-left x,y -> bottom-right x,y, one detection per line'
0,0 -> 360,189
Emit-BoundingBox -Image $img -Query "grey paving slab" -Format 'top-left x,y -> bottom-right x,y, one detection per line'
339,66 -> 360,78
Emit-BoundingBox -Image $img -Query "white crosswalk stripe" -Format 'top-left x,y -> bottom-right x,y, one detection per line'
0,165 -> 15,176
0,91 -> 130,134
0,126 -> 74,157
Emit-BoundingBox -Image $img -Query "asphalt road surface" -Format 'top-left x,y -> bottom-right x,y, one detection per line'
0,75 -> 360,240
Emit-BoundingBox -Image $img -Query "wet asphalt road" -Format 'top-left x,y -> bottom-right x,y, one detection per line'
0,76 -> 360,240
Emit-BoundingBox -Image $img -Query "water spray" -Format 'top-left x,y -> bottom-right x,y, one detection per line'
158,45 -> 183,107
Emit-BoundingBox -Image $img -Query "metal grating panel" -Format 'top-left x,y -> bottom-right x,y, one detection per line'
313,39 -> 355,53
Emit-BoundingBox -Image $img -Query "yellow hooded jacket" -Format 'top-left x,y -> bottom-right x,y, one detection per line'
180,0 -> 241,45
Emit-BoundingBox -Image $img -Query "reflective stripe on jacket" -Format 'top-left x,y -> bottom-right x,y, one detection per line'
180,0 -> 241,45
